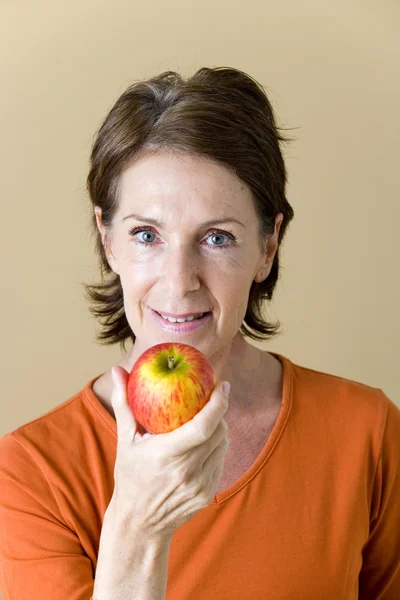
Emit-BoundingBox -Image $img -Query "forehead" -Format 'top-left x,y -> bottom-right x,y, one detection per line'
117,152 -> 255,222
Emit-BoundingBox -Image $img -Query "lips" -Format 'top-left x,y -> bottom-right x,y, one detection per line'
157,312 -> 205,322
154,310 -> 210,319
150,308 -> 212,334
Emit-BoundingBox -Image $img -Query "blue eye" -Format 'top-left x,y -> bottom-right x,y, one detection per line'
128,226 -> 238,249
136,230 -> 156,244
205,232 -> 231,247
128,228 -> 158,245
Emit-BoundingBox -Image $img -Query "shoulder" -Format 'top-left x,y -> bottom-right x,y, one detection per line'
0,374 -> 106,480
287,354 -> 391,414
278,353 -> 399,457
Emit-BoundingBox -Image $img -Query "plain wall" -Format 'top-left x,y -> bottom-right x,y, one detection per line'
1,1 -> 399,432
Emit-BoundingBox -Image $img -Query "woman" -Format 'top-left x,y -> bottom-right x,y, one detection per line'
0,67 -> 399,599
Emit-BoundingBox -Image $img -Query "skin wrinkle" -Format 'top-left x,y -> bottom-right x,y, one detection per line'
94,151 -> 283,423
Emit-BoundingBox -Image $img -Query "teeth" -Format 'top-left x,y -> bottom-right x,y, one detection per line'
160,313 -> 204,323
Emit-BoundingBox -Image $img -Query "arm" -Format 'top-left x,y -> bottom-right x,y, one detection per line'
92,498 -> 172,600
0,433 -> 94,600
0,433 -> 173,600
358,392 -> 400,599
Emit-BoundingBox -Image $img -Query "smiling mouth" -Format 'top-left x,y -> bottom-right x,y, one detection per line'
155,310 -> 211,323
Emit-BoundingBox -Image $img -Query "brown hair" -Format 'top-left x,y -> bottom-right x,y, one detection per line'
84,66 -> 295,353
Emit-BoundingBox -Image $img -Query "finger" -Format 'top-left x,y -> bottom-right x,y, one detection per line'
134,431 -> 156,444
197,418 -> 228,467
167,380 -> 230,456
202,435 -> 229,475
111,366 -> 139,445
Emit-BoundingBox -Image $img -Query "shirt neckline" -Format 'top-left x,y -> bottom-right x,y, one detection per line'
212,351 -> 293,504
82,351 -> 293,504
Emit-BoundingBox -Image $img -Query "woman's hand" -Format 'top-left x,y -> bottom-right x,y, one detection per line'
106,365 -> 230,544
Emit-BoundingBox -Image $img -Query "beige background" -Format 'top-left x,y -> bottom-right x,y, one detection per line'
1,0 -> 399,445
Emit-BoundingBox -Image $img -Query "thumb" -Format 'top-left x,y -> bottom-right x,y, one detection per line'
111,365 -> 139,445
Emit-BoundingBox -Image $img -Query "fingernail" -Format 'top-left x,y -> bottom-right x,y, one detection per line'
222,381 -> 231,397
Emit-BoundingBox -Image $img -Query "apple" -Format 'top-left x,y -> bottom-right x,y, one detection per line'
127,342 -> 216,434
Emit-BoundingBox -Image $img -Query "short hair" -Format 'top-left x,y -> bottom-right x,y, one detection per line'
84,66 -> 295,353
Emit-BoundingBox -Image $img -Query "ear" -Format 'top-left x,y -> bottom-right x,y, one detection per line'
254,213 -> 284,283
94,207 -> 119,274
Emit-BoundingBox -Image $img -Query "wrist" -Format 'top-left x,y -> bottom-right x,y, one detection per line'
104,496 -> 174,548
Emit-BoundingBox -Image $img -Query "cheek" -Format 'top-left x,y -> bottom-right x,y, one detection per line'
118,248 -> 151,275
212,271 -> 252,315
119,268 -> 150,299
212,255 -> 253,288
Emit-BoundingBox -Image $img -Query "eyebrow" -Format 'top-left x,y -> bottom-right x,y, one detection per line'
122,212 -> 246,229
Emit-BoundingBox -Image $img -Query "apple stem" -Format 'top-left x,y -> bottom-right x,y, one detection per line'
168,356 -> 175,370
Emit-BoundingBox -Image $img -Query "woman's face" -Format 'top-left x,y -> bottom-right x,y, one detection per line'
95,151 -> 283,360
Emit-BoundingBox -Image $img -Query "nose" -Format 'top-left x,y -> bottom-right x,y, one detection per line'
159,243 -> 201,296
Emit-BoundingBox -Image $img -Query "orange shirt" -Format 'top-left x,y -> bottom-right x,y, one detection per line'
0,352 -> 399,599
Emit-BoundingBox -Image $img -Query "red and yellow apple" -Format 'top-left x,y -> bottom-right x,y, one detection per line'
127,342 -> 216,434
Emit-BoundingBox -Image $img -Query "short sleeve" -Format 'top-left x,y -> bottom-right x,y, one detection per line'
358,392 -> 400,599
0,433 -> 94,600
